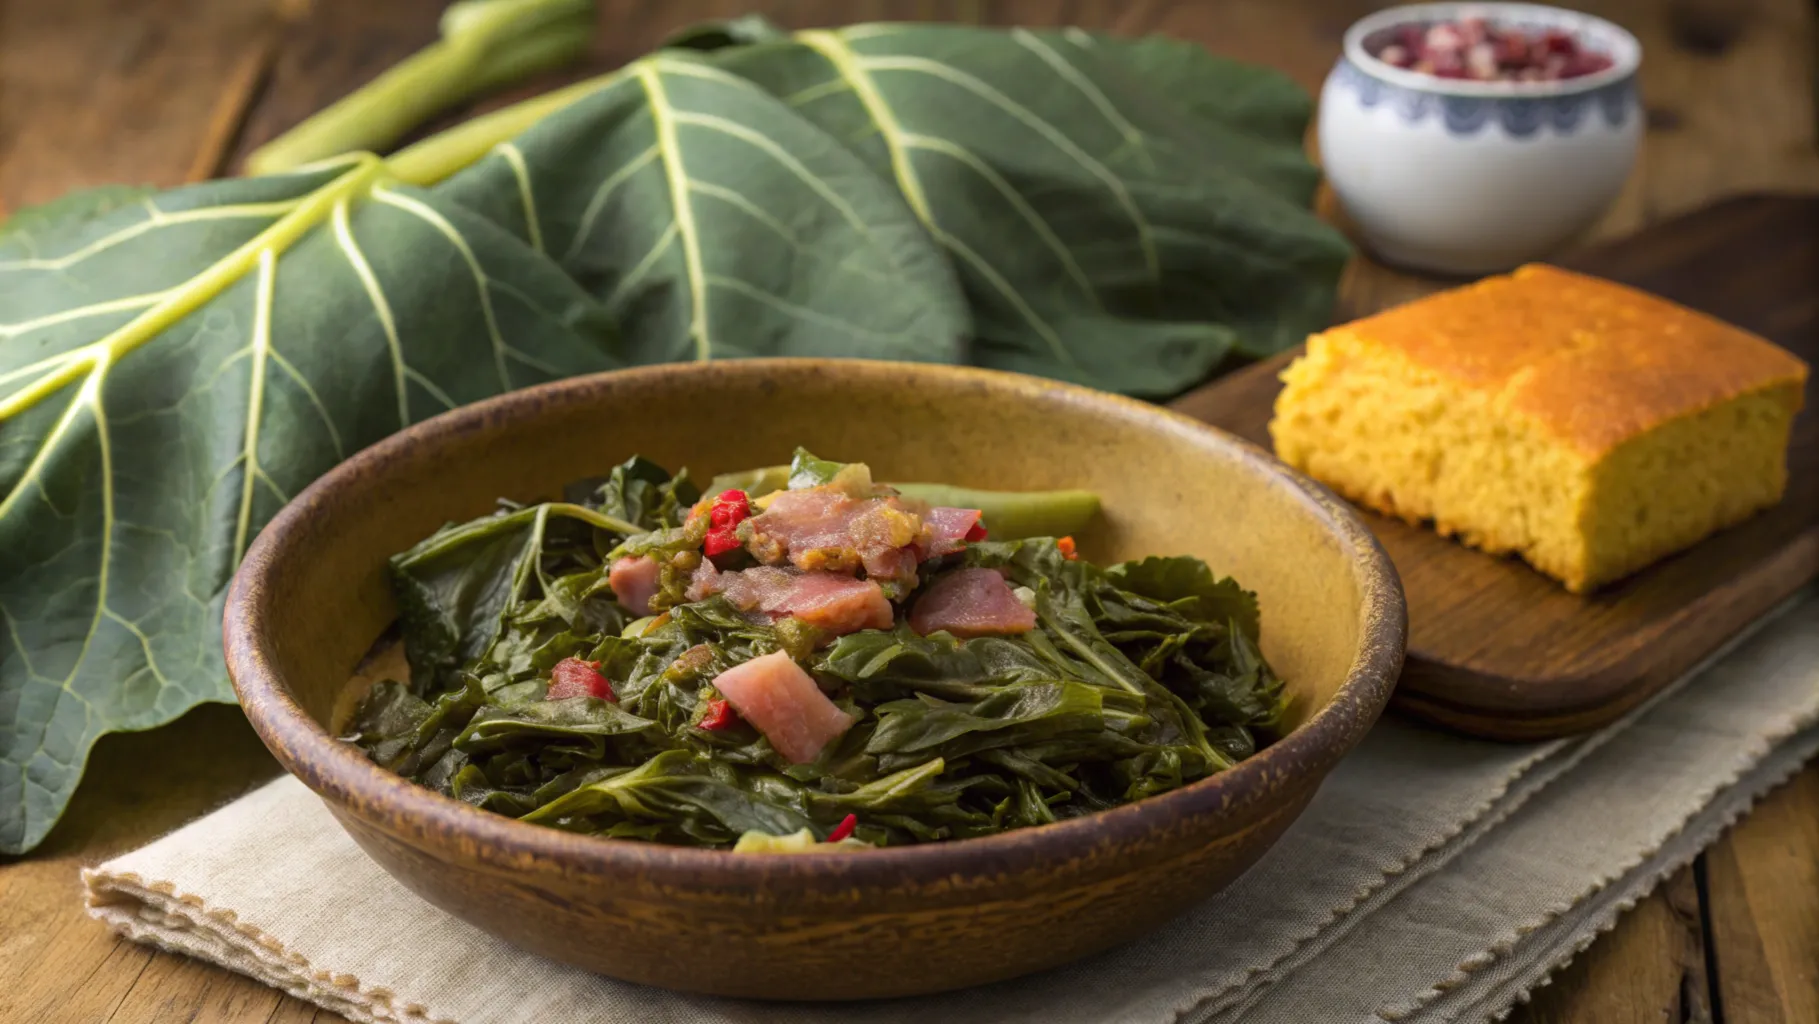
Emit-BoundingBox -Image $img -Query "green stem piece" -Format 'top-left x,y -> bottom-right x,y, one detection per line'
244,0 -> 596,177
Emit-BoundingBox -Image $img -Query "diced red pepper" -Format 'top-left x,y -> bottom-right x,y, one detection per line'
697,698 -> 739,731
709,490 -> 751,528
963,521 -> 988,543
825,813 -> 858,843
703,490 -> 752,561
547,657 -> 616,701
1056,536 -> 1078,561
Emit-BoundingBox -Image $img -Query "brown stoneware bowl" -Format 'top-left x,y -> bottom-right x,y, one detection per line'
224,359 -> 1405,1001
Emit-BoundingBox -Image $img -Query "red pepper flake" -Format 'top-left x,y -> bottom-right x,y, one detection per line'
697,698 -> 739,731
547,657 -> 616,701
825,813 -> 858,843
703,490 -> 752,562
963,521 -> 988,543
1056,536 -> 1078,561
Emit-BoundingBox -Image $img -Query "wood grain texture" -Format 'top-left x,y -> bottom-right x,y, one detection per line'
1704,763 -> 1819,1024
1520,867 -> 1712,1023
0,0 -> 1812,1021
0,0 -> 282,212
1172,194 -> 1819,742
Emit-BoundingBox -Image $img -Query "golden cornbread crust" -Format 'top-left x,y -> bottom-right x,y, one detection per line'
1270,265 -> 1809,592
1340,265 -> 1809,457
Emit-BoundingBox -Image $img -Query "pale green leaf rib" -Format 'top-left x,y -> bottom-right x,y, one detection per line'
795,31 -> 933,223
932,228 -> 1077,370
0,352 -> 82,392
561,145 -> 658,261
1009,29 -> 1154,172
0,374 -> 90,523
330,197 -> 411,429
373,185 -> 514,391
405,367 -> 460,410
688,182 -> 801,244
495,142 -> 545,254
702,274 -> 906,343
102,609 -> 171,688
901,132 -> 1098,307
669,111 -> 871,236
687,182 -> 891,285
635,61 -> 712,361
602,224 -> 678,312
795,29 -> 1073,368
782,78 -> 853,108
0,293 -> 172,341
857,54 -> 1160,281
232,248 -> 277,564
0,202 -> 300,272
267,348 -> 345,460
2,155 -> 384,421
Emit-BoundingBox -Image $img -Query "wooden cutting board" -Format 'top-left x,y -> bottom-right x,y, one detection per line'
1171,194 -> 1819,741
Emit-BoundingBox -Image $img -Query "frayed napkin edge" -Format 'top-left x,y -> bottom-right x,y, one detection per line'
1376,709 -> 1819,1023
1477,740 -> 1816,1024
82,866 -> 456,1024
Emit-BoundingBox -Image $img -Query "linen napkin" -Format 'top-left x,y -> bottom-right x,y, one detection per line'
84,591 -> 1818,1024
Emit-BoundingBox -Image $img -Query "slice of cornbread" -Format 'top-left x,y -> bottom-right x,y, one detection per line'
1270,265 -> 1809,592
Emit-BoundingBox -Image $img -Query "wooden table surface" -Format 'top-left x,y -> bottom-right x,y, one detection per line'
0,1 -> 1814,1022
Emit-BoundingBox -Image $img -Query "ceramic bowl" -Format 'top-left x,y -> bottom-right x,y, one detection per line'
1319,2 -> 1643,274
224,359 -> 1406,1000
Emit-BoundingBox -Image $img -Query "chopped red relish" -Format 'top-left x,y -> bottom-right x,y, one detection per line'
1372,18 -> 1614,81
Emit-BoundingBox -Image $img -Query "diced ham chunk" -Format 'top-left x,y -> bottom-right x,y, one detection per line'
744,486 -> 928,590
710,650 -> 855,763
922,506 -> 983,558
546,657 -> 616,701
685,557 -> 721,603
608,555 -> 661,616
909,568 -> 1038,639
709,566 -> 894,636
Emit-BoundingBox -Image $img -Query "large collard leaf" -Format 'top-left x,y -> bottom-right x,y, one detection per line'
684,23 -> 1349,396
0,157 -> 623,852
434,53 -> 971,363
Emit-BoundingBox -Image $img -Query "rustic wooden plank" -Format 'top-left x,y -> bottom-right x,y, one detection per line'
0,705 -> 284,1024
106,952 -> 287,1024
1703,761 -> 1819,1024
263,1001 -> 340,1024
0,0 -> 280,213
225,0 -> 447,171
1514,867 -> 1711,1024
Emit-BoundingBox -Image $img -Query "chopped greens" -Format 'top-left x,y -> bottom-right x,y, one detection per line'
348,452 -> 1287,849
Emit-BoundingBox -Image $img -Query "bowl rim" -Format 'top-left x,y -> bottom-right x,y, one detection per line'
1342,2 -> 1642,98
225,358 -> 1407,887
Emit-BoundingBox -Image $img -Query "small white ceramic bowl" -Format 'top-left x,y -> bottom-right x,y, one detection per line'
1319,3 -> 1642,275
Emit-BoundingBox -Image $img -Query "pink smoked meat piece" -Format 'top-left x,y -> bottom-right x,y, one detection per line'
684,558 -> 722,603
909,568 -> 1038,639
546,657 -> 616,701
746,487 -> 927,588
710,650 -> 855,763
608,555 -> 661,616
921,507 -> 983,559
712,566 -> 894,636
747,489 -> 859,566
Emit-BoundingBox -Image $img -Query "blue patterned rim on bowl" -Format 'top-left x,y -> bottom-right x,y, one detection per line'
1335,2 -> 1641,138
